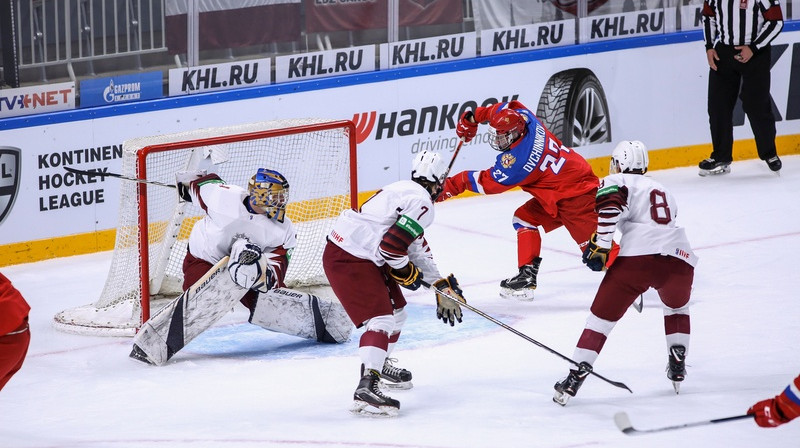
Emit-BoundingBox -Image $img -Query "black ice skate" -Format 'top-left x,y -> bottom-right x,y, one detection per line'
380,358 -> 413,390
553,362 -> 592,406
361,358 -> 413,390
667,344 -> 687,394
766,156 -> 782,174
351,369 -> 400,417
698,158 -> 731,176
499,257 -> 541,301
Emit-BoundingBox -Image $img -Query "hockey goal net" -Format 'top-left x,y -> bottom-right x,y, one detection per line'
53,118 -> 357,336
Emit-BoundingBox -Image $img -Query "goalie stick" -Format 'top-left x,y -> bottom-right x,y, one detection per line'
422,280 -> 631,393
64,166 -> 176,189
614,411 -> 753,435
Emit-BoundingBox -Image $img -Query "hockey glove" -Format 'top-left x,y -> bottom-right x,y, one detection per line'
389,262 -> 423,291
435,172 -> 469,203
228,238 -> 266,290
176,170 -> 207,203
749,393 -> 800,428
582,233 -> 611,272
433,274 -> 466,326
456,111 -> 478,142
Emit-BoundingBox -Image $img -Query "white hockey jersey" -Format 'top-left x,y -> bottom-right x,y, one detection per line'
595,173 -> 698,267
187,181 -> 297,265
328,180 -> 443,281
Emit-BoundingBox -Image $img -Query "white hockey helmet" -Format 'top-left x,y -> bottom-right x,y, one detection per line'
610,140 -> 649,174
411,150 -> 448,199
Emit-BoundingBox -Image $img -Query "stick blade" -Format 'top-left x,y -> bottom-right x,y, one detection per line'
614,412 -> 639,435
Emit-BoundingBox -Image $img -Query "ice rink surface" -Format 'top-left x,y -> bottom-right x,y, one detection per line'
1,156 -> 798,447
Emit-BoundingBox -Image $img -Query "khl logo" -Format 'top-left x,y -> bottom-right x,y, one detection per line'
0,147 -> 21,226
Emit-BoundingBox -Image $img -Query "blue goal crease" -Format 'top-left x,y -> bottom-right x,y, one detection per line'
182,302 -> 512,361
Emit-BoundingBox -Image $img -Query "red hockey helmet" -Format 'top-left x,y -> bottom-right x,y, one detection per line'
488,108 -> 527,151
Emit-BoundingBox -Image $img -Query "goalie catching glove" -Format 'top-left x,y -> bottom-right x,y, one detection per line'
228,238 -> 274,292
433,274 -> 466,326
389,262 -> 423,291
582,233 -> 610,272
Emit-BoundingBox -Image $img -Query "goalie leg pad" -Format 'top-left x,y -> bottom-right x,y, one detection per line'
249,288 -> 353,343
131,256 -> 247,366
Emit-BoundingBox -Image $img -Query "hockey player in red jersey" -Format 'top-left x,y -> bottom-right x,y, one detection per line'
552,141 -> 697,406
749,373 -> 800,427
438,100 -> 609,300
323,150 -> 466,417
0,272 -> 30,392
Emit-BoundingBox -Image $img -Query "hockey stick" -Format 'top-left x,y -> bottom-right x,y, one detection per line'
422,280 -> 631,393
442,138 -> 465,180
614,411 -> 753,435
64,166 -> 176,189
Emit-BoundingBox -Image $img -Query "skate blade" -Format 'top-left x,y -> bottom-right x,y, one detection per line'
380,380 -> 413,390
552,391 -> 570,406
350,400 -> 399,418
499,288 -> 535,301
698,166 -> 731,177
672,381 -> 681,394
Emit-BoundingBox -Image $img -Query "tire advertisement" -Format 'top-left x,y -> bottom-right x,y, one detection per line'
0,30 -> 798,264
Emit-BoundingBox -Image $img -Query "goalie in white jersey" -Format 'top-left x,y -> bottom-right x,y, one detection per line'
130,169 -> 352,366
553,141 -> 698,406
323,150 -> 466,417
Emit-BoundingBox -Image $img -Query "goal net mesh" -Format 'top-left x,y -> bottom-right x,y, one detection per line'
53,118 -> 355,336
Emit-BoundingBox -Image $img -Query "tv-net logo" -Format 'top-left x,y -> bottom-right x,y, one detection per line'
351,95 -> 519,144
0,82 -> 76,118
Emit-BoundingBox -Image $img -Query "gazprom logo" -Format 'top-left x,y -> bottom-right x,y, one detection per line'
0,146 -> 21,226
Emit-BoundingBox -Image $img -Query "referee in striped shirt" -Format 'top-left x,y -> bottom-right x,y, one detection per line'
698,0 -> 784,176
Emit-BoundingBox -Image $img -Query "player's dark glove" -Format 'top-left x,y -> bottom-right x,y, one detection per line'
175,170 -> 207,203
389,262 -> 423,290
433,274 -> 466,326
582,233 -> 611,272
456,111 -> 478,142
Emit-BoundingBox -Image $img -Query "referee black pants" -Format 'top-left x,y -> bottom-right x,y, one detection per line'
707,44 -> 777,163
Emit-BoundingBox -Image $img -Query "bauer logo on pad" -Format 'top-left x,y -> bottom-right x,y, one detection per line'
0,147 -> 21,226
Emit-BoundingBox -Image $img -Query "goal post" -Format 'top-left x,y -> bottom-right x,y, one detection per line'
53,118 -> 357,336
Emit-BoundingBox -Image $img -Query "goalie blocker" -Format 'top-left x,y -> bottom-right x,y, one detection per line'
130,257 -> 353,366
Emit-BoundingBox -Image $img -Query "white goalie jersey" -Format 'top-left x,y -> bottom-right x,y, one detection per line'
596,173 -> 698,267
186,180 -> 297,265
328,179 -> 443,280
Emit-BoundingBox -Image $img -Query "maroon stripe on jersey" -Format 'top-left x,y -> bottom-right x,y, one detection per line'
576,328 -> 608,354
595,187 -> 627,213
379,224 -> 416,258
266,246 -> 290,288
664,313 -> 691,335
389,332 -> 400,343
192,173 -> 223,213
